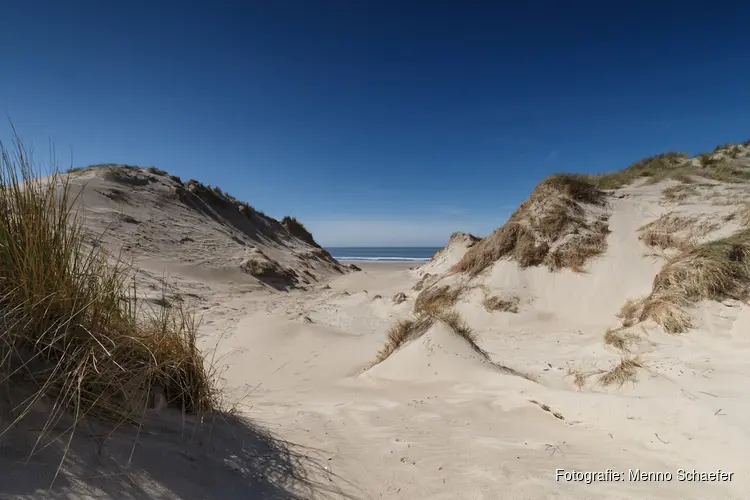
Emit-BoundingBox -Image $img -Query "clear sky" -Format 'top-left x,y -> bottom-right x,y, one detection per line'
2,1 -> 749,246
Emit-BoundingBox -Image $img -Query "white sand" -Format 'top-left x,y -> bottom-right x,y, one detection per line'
3,164 -> 750,499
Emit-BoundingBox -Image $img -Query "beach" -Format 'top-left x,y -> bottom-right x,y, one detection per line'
3,157 -> 750,500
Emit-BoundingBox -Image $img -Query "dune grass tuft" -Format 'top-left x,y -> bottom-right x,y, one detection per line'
661,184 -> 698,202
637,213 -> 717,252
583,146 -> 750,190
373,309 -> 481,363
481,293 -> 520,313
0,136 -> 218,444
604,328 -> 639,352
616,297 -> 645,327
638,228 -> 750,333
583,152 -> 690,189
738,202 -> 750,227
373,315 -> 435,364
599,357 -> 643,387
452,174 -> 609,276
414,285 -> 464,315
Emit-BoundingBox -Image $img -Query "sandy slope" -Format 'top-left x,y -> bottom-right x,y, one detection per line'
4,159 -> 750,499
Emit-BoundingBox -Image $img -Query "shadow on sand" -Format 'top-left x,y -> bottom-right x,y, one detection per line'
0,405 -> 359,500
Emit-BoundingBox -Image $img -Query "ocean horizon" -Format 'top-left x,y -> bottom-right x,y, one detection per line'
326,246 -> 441,263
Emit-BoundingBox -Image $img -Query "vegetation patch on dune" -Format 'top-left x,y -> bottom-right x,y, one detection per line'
453,174 -> 609,276
583,152 -> 691,189
637,212 -> 718,252
371,281 -> 534,381
661,183 -> 707,202
372,312 -> 476,365
599,357 -> 643,387
638,228 -> 750,333
482,294 -> 520,313
414,284 -> 465,315
281,216 -> 321,248
0,138 -> 218,447
616,297 -> 646,328
583,144 -> 750,190
480,286 -> 520,313
604,328 -> 640,352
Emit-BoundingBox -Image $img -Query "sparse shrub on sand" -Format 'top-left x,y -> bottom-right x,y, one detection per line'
662,184 -> 699,202
583,152 -> 690,189
453,174 -> 609,276
638,229 -> 750,333
599,357 -> 643,387
482,293 -> 520,313
637,213 -> 717,252
0,137 -> 218,441
373,315 -> 436,364
582,145 -> 750,190
604,328 -> 640,352
616,297 -> 646,327
414,284 -> 464,315
373,310 -> 483,363
737,202 -> 750,227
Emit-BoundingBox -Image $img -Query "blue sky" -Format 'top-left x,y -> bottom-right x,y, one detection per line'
2,1 -> 749,246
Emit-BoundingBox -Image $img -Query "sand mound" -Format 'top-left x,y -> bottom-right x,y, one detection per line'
61,165 -> 345,287
365,321 -> 496,381
240,248 -> 300,289
453,174 -> 610,276
419,232 -> 481,276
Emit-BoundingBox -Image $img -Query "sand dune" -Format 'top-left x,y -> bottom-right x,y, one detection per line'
5,144 -> 750,499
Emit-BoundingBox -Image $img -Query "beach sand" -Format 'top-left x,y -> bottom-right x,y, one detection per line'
3,156 -> 750,499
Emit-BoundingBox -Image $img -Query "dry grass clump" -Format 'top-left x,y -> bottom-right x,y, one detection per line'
639,229 -> 750,333
567,368 -> 593,389
584,152 -> 689,189
616,297 -> 646,327
372,308 -> 534,381
604,328 -> 640,352
662,183 -> 699,202
545,230 -> 609,272
414,284 -> 464,315
637,213 -> 718,252
0,137 -> 218,442
599,357 -> 643,387
698,162 -> 750,183
583,144 -> 750,190
373,310 -> 481,364
737,202 -> 750,227
482,293 -> 520,313
452,174 -> 609,276
374,315 -> 434,364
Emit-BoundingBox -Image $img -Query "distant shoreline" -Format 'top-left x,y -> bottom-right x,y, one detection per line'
326,246 -> 440,263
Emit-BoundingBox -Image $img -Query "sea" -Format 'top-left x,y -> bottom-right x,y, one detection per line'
326,247 -> 441,263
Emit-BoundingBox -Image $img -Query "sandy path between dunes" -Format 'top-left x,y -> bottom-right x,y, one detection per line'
205,262 -> 750,500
